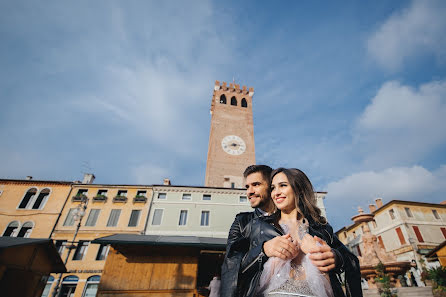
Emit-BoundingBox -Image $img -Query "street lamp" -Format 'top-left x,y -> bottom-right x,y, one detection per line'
51,196 -> 88,297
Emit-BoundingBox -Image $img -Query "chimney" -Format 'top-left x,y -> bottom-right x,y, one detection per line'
369,204 -> 377,213
26,176 -> 33,180
375,198 -> 383,208
163,178 -> 171,186
82,173 -> 95,184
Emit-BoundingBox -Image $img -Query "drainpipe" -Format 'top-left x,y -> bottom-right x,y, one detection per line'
143,187 -> 156,234
49,185 -> 75,239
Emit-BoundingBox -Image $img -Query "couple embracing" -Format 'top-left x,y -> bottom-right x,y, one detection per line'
221,165 -> 362,297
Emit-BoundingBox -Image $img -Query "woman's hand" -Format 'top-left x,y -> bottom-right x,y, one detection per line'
307,236 -> 336,272
263,234 -> 299,260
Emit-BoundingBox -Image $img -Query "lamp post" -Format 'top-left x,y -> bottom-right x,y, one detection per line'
51,196 -> 88,297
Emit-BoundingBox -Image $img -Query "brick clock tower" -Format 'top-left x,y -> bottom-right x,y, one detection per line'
205,81 -> 256,188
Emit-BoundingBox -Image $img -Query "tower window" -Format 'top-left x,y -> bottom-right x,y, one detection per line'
220,94 -> 226,104
231,96 -> 237,106
432,209 -> 440,219
405,207 -> 413,217
389,209 -> 395,220
241,98 -> 247,108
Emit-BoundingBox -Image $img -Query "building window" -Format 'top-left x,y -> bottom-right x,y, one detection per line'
32,188 -> 50,209
17,221 -> 33,237
441,227 -> 446,239
82,275 -> 100,297
202,194 -> 211,201
405,207 -> 413,217
18,188 -> 37,209
182,193 -> 191,200
158,193 -> 167,200
136,190 -> 147,197
201,211 -> 210,226
107,209 -> 121,227
231,182 -> 235,188
3,221 -> 19,236
412,226 -> 424,242
179,210 -> 188,226
60,275 -> 78,297
239,196 -> 247,203
96,244 -> 109,260
72,241 -> 89,260
128,210 -> 141,227
241,98 -> 247,108
55,240 -> 67,255
41,276 -> 54,297
220,94 -> 226,104
231,96 -> 237,106
85,209 -> 100,227
389,209 -> 395,220
152,209 -> 163,225
96,189 -> 108,198
76,189 -> 88,196
63,208 -> 77,226
117,190 -> 127,197
395,227 -> 406,245
433,209 -> 440,220
378,236 -> 385,249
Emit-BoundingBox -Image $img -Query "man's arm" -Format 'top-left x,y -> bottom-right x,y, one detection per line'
220,214 -> 249,297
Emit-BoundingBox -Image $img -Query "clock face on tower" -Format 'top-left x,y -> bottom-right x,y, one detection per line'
221,135 -> 246,155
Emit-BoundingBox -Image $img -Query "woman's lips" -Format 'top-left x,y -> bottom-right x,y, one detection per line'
275,197 -> 285,204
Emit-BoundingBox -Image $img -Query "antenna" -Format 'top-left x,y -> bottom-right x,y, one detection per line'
81,161 -> 92,174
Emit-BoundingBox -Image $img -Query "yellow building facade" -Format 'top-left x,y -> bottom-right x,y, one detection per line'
46,182 -> 153,297
0,178 -> 72,239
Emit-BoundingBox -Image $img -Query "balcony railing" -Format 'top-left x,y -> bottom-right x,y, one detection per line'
92,195 -> 107,202
72,194 -> 87,202
113,195 -> 128,203
133,195 -> 147,203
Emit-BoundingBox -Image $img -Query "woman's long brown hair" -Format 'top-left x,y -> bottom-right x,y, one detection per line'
271,168 -> 327,225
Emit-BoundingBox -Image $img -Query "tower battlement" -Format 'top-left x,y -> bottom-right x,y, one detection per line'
214,80 -> 254,96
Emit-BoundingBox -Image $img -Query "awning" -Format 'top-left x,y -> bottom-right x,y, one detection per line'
92,234 -> 226,249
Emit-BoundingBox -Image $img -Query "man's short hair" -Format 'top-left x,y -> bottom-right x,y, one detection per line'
243,165 -> 273,183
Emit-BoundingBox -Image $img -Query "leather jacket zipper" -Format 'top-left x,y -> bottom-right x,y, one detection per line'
241,251 -> 265,274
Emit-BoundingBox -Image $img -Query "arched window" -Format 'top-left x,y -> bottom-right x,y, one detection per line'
18,188 -> 37,209
82,275 -> 101,297
231,96 -> 237,106
60,275 -> 78,297
241,98 -> 247,108
32,188 -> 51,209
3,221 -> 19,236
17,221 -> 33,238
41,276 -> 54,297
220,94 -> 226,104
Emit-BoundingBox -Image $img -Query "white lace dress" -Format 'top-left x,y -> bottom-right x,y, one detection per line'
256,221 -> 334,297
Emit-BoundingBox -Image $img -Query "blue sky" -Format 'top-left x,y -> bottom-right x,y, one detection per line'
1,1 -> 446,229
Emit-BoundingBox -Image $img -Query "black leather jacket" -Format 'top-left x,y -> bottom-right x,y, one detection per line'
221,209 -> 362,297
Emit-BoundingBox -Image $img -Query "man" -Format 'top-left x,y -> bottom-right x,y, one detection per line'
221,165 -> 362,297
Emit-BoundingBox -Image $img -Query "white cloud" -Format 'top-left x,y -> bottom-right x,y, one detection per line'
367,0 -> 446,70
325,165 -> 446,228
355,79 -> 446,167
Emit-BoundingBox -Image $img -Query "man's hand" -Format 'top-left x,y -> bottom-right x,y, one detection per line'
263,234 -> 299,260
307,236 -> 336,273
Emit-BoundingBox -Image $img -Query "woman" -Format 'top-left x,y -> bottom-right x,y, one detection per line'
252,168 -> 362,297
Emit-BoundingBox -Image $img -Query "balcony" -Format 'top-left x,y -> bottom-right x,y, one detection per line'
72,194 -> 87,202
133,195 -> 147,203
113,195 -> 128,203
92,195 -> 108,202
